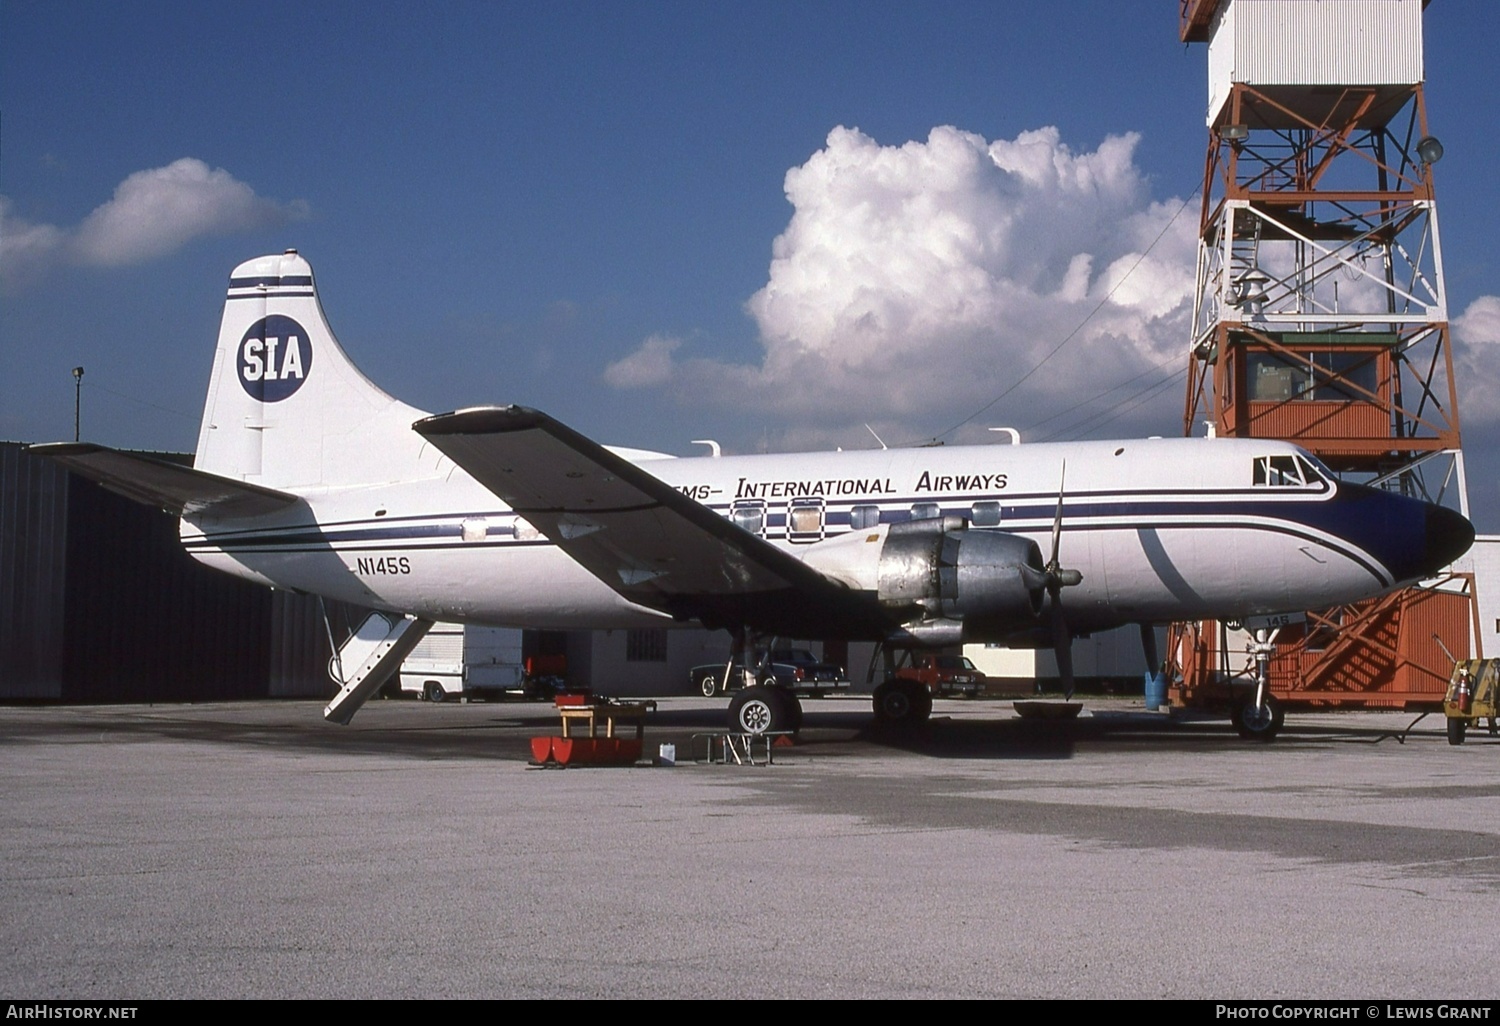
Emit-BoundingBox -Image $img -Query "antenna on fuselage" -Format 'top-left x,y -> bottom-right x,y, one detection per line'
864,424 -> 888,450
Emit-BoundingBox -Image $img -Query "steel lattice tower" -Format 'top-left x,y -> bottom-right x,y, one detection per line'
1171,0 -> 1477,709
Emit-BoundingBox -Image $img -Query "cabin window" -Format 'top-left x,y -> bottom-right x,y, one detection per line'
849,505 -> 881,530
461,517 -> 488,542
788,499 -> 824,543
910,502 -> 941,521
970,501 -> 1002,526
513,516 -> 541,541
731,501 -> 765,535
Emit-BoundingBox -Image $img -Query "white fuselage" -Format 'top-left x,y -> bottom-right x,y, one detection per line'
180,434 -> 1413,638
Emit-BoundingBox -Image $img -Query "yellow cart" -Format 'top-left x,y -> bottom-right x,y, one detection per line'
1444,659 -> 1499,745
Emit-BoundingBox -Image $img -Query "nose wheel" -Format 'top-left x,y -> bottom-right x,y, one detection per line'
1231,693 -> 1284,741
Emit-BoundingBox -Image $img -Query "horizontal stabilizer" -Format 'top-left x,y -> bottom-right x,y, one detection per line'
415,406 -> 884,636
29,442 -> 299,519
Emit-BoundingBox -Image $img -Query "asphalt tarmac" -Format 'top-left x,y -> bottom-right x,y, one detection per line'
2,695 -> 1497,1000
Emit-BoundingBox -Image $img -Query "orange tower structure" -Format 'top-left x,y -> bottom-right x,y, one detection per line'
1171,0 -> 1477,712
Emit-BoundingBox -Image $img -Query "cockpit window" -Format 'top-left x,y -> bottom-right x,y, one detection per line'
1254,455 -> 1303,487
1253,454 -> 1326,488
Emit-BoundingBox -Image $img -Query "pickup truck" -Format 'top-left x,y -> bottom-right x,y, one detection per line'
690,648 -> 848,697
894,653 -> 987,697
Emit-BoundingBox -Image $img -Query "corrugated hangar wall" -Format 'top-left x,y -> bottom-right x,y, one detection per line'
0,442 -> 344,702
0,443 -> 68,697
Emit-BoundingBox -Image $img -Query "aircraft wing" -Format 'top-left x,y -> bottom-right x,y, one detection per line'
414,406 -> 885,636
29,443 -> 299,519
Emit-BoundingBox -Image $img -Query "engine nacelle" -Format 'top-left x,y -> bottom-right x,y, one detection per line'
876,516 -> 1045,633
797,516 -> 1048,643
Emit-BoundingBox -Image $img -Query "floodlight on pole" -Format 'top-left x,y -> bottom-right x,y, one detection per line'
72,366 -> 84,442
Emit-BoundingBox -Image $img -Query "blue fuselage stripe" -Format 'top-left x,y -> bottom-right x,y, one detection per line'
183,486 -> 1400,587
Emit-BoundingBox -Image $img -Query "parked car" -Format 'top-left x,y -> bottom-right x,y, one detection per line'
690,648 -> 848,697
894,653 -> 986,697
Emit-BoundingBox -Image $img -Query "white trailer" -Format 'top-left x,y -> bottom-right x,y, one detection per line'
398,623 -> 527,702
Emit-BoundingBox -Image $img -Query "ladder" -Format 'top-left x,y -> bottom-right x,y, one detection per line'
323,612 -> 434,724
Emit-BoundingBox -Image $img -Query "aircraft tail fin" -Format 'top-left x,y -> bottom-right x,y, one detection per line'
195,251 -> 432,489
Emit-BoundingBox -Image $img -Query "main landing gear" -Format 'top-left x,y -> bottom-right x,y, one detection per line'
871,677 -> 932,728
717,629 -> 803,736
864,643 -> 933,730
728,685 -> 803,736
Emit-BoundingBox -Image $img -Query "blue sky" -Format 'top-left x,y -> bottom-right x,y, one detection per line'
4,1 -> 1498,527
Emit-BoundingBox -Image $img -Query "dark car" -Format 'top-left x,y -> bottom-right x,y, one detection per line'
690,648 -> 848,696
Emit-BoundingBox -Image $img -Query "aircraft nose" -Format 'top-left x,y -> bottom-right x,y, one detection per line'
1424,503 -> 1475,572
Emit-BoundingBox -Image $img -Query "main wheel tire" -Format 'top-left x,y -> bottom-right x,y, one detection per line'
782,694 -> 803,734
872,679 -> 932,728
699,673 -> 719,698
1235,694 -> 1283,741
729,686 -> 789,735
1447,717 -> 1467,746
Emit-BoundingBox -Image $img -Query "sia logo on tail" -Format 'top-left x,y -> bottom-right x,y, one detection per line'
239,315 -> 312,402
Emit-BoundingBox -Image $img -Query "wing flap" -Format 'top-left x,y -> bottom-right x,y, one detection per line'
29,443 -> 299,519
414,407 -> 883,634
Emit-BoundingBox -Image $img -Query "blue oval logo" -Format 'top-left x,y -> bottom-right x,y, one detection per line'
238,315 -> 312,402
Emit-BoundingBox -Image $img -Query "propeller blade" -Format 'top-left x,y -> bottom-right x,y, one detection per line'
1139,623 -> 1159,674
1044,457 -> 1078,699
1049,459 -> 1066,571
1051,601 -> 1075,700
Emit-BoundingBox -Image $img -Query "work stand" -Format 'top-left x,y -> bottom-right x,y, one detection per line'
691,732 -> 790,766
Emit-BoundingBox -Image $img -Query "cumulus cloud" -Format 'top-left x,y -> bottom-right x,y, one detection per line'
604,334 -> 683,388
1,159 -> 307,291
608,125 -> 1197,448
0,198 -> 67,290
1453,295 -> 1500,423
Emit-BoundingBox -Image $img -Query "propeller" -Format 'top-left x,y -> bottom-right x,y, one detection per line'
1139,622 -> 1160,676
1043,461 -> 1083,699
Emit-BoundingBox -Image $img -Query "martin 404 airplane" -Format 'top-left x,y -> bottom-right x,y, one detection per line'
35,251 -> 1474,738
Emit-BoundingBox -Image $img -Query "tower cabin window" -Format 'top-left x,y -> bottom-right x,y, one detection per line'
1248,350 -> 1380,402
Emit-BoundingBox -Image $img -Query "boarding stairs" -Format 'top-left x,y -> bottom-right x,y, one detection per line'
323,612 -> 434,724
